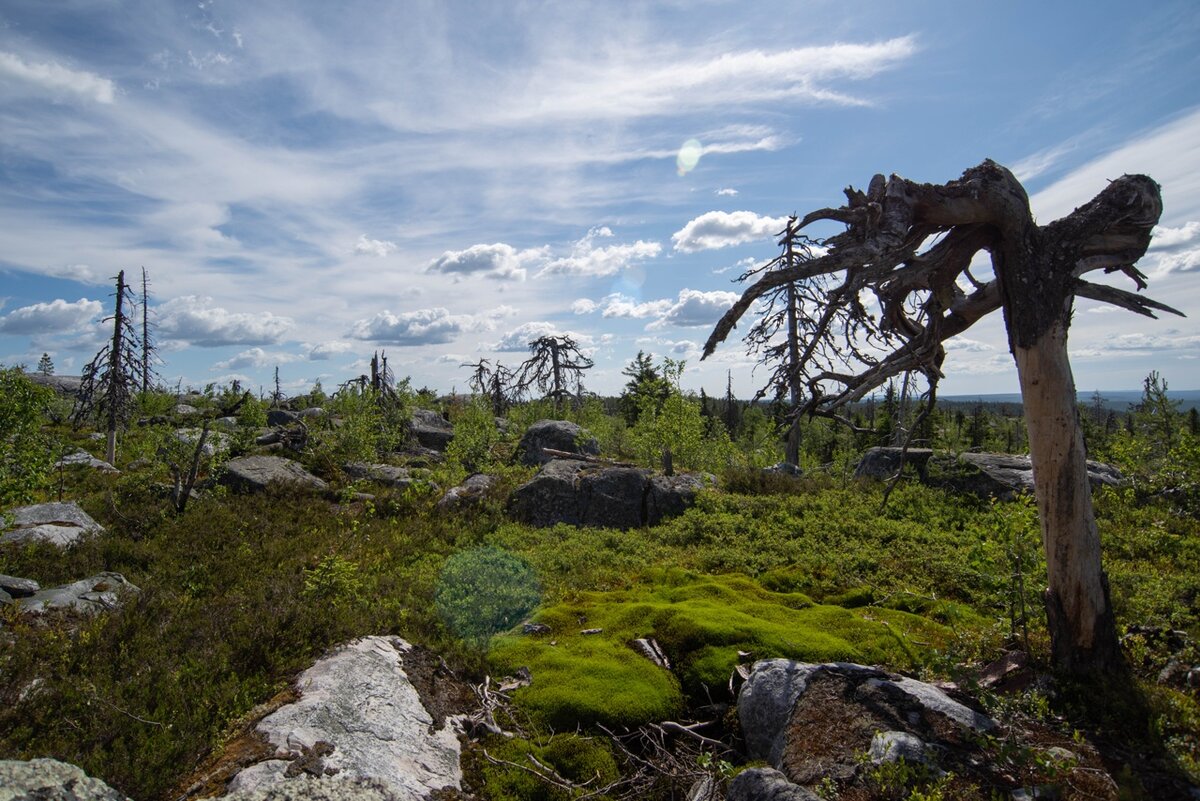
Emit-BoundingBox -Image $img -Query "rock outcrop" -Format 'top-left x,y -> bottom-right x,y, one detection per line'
410,409 -> 454,451
220,456 -> 328,494
855,447 -> 1125,500
222,637 -> 462,800
16,572 -> 139,615
515,420 -> 600,466
437,473 -> 497,511
0,758 -> 130,800
1,501 -> 104,547
508,459 -> 710,529
342,462 -> 429,490
54,449 -> 119,473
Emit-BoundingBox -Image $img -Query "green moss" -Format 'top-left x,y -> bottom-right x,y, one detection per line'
471,734 -> 619,801
490,571 -> 950,729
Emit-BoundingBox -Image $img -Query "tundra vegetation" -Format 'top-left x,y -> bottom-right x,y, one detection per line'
0,357 -> 1197,800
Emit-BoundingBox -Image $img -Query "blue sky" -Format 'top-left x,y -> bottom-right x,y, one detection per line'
1,0 -> 1198,398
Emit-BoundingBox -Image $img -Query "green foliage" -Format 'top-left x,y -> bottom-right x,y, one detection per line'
627,358 -> 735,473
473,733 -> 619,801
0,366 -> 56,507
446,397 -> 501,474
313,383 -> 412,464
618,350 -> 668,426
435,546 -> 542,647
302,553 -> 363,605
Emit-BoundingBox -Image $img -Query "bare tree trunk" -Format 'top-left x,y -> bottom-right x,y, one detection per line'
1013,320 -> 1121,672
141,267 -> 151,394
105,270 -> 126,465
785,279 -> 802,466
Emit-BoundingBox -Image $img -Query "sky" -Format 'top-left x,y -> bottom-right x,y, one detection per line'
1,0 -> 1198,399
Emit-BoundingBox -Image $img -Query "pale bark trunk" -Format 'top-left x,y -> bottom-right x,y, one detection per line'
1012,319 -> 1121,673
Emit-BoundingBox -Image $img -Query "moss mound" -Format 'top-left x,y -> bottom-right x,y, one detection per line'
490,570 -> 951,729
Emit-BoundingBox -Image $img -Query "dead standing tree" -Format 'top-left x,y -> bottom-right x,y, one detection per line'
703,160 -> 1182,675
462,358 -> 516,416
515,335 -> 594,413
74,270 -> 143,465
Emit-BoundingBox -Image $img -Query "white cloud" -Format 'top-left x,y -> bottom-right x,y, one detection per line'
305,341 -> 355,360
671,211 -> 788,253
212,347 -> 299,370
1154,248 -> 1200,275
350,305 -> 515,346
600,294 -> 674,320
0,298 -> 102,335
647,289 -> 740,329
539,227 -> 661,278
354,234 -> 398,257
1151,221 -> 1200,250
426,242 -> 540,281
1011,139 -> 1081,183
0,50 -> 116,104
713,256 -> 757,276
942,337 -> 996,353
571,299 -> 599,315
489,321 -> 592,352
158,296 -> 294,347
715,188 -> 739,197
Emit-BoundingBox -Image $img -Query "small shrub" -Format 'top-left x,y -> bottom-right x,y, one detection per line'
435,546 -> 541,647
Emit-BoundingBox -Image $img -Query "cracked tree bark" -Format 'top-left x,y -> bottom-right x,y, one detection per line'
704,161 -> 1179,675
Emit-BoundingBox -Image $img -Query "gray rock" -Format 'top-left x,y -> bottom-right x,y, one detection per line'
26,374 -> 83,395
343,462 -> 418,488
868,731 -> 930,765
765,462 -> 803,476
0,574 -> 40,598
267,409 -> 299,426
222,772 -> 398,801
18,572 -> 139,615
297,407 -> 325,419
256,430 -> 284,446
0,758 -> 130,800
726,767 -> 821,801
738,660 -> 884,764
410,409 -> 454,451
854,447 -> 934,481
862,675 -> 996,732
225,637 -> 462,799
221,456 -> 328,494
174,403 -> 202,416
646,472 -> 713,526
437,473 -> 497,511
1,501 -> 104,547
515,420 -> 600,466
54,449 -> 119,473
509,459 -> 707,529
0,588 -> 10,605
213,416 -> 241,430
175,428 -> 231,458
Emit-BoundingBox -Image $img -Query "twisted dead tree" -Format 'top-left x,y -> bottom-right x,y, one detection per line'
463,358 -> 516,416
515,335 -> 594,412
703,160 -> 1183,675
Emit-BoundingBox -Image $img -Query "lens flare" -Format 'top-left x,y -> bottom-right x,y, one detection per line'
676,138 -> 703,175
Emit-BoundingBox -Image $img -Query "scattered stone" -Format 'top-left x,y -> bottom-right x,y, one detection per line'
508,459 -> 708,529
267,409 -> 299,427
343,462 -> 419,488
213,416 -> 241,431
1,501 -> 105,547
175,429 -> 232,458
515,420 -> 600,466
17,572 -> 139,615
726,767 -> 821,801
522,621 -> 551,635
0,757 -> 130,800
764,462 -> 803,477
631,637 -> 671,669
256,431 -> 284,446
868,731 -> 931,766
0,574 -> 40,598
436,473 -> 496,511
410,409 -> 454,451
297,407 -> 325,419
221,456 -> 328,494
175,403 -> 202,416
54,449 -> 119,473
223,637 -> 462,798
581,628 -> 603,635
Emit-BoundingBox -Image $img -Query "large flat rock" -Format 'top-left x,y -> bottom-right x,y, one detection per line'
17,572 -> 139,615
1,501 -> 104,547
0,757 -> 129,800
220,456 -> 328,494
224,637 -> 462,800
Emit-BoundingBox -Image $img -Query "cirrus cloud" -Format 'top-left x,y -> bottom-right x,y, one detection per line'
0,50 -> 116,104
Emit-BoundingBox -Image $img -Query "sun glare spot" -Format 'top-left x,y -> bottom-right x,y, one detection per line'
676,138 -> 703,175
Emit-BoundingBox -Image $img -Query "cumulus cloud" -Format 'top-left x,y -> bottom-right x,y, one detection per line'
305,341 -> 355,360
539,227 -> 661,278
426,243 -> 543,281
0,298 -> 102,335
350,306 -> 515,346
671,211 -> 788,252
713,256 -> 757,275
647,289 -> 740,329
715,188 -> 739,197
571,299 -> 599,315
600,294 -> 673,319
489,321 -> 592,352
354,234 -> 398,257
0,51 -> 116,103
942,337 -> 996,353
1148,222 -> 1200,274
1151,221 -> 1200,249
211,347 -> 299,370
157,296 -> 293,347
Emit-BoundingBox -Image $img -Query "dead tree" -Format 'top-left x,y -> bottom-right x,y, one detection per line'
739,216 -> 826,465
515,335 -> 594,412
463,359 -> 515,416
139,267 -> 159,393
74,270 -> 142,464
703,160 -> 1181,675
